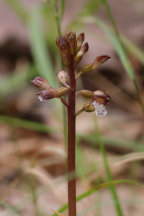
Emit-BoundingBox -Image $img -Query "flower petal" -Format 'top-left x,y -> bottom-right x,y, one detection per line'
38,95 -> 43,102
92,101 -> 107,116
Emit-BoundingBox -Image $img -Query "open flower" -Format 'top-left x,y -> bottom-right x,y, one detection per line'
92,101 -> 107,116
76,89 -> 110,116
92,90 -> 110,116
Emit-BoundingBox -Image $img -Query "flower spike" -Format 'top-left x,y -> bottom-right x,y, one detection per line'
32,31 -> 111,216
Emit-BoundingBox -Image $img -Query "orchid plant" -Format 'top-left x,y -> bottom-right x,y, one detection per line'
31,32 -> 110,216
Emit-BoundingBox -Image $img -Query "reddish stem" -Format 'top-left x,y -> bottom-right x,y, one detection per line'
67,65 -> 76,216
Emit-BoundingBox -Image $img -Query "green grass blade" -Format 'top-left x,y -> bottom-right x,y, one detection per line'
95,18 -> 134,80
82,0 -> 102,15
60,0 -> 66,18
46,0 -> 68,149
101,0 -> 119,39
77,133 -> 144,152
94,122 -> 124,216
0,201 -> 21,215
1,114 -> 141,152
52,0 -> 61,35
76,179 -> 144,202
122,36 -> 144,65
5,0 -> 28,23
1,114 -> 142,152
100,0 -> 144,112
28,7 -> 55,86
52,179 -> 143,215
91,17 -> 144,113
76,139 -> 88,178
65,0 -> 102,31
0,115 -> 56,134
46,0 -> 61,36
0,66 -> 34,96
2,178 -> 142,216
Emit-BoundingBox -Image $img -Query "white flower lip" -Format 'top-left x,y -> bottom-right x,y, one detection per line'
92,101 -> 107,116
38,95 -> 43,102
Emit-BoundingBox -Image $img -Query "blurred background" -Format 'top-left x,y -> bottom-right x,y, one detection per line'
0,0 -> 144,215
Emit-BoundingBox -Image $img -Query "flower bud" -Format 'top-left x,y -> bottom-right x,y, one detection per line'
76,102 -> 95,116
56,36 -> 70,54
76,90 -> 94,98
38,87 -> 70,101
56,36 -> 71,68
76,32 -> 85,52
66,32 -> 77,56
76,55 -> 110,79
83,103 -> 95,112
31,76 -> 51,90
57,70 -> 69,87
96,55 -> 111,65
63,32 -> 72,41
93,90 -> 110,106
75,42 -> 89,65
38,89 -> 55,101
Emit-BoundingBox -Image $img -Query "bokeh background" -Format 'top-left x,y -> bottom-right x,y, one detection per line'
0,0 -> 144,215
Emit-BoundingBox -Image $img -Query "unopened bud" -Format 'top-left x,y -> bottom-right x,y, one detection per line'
76,90 -> 94,98
63,32 -> 72,41
96,55 -> 111,65
83,103 -> 95,112
38,88 -> 56,101
93,90 -> 110,106
76,42 -> 89,65
31,76 -> 51,90
66,32 -> 77,56
56,36 -> 71,68
57,70 -> 69,87
76,55 -> 110,79
56,36 -> 69,54
76,32 -> 85,52
76,102 -> 95,116
38,87 -> 70,101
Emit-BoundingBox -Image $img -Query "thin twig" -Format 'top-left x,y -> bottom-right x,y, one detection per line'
60,97 -> 68,107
